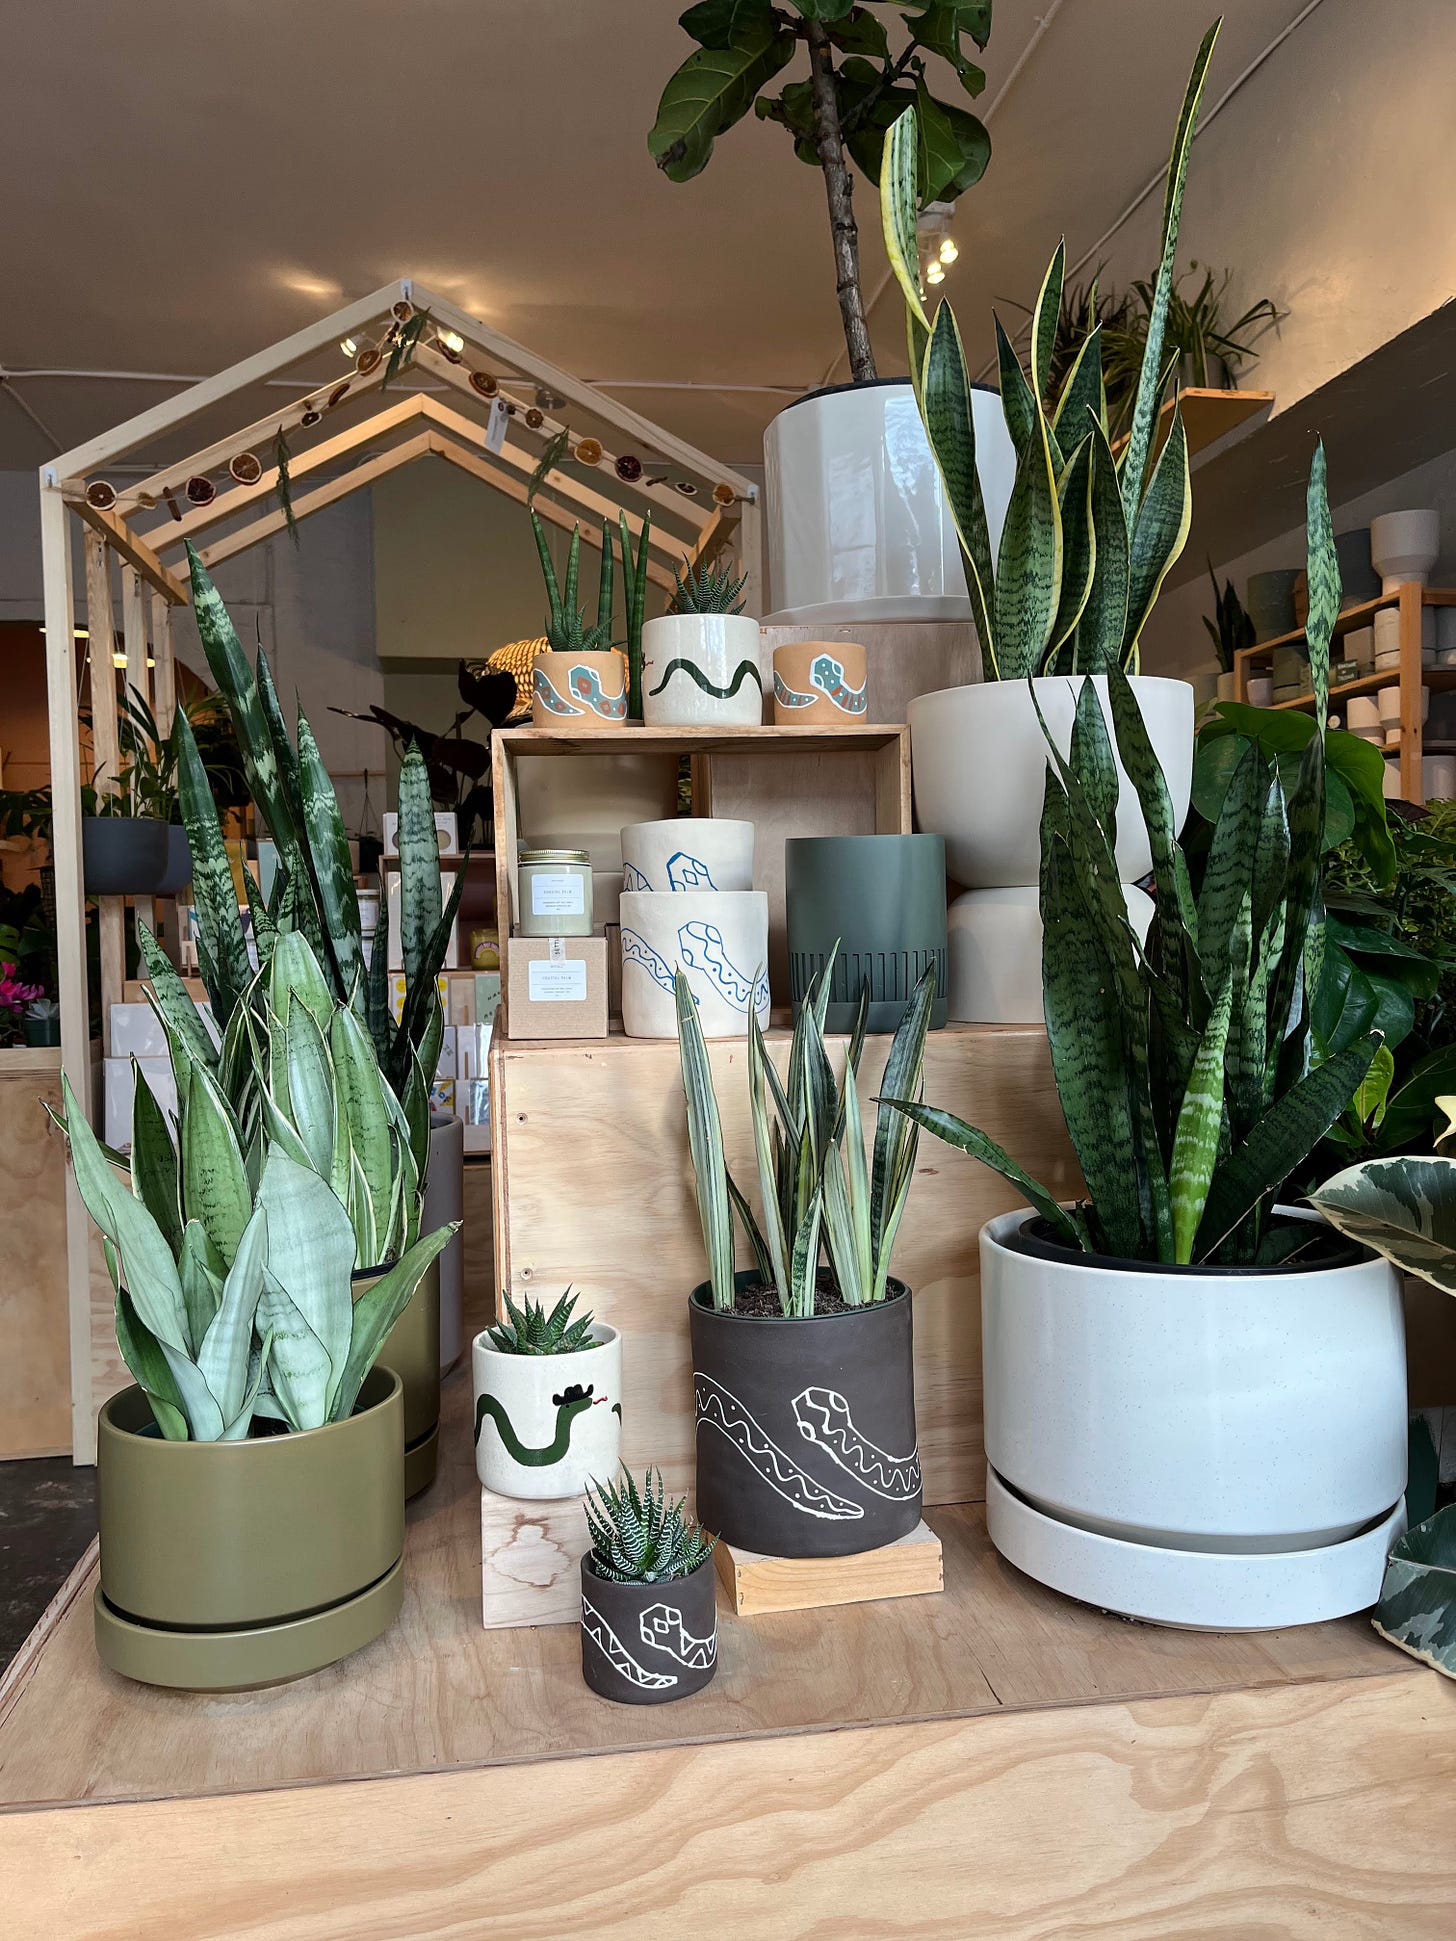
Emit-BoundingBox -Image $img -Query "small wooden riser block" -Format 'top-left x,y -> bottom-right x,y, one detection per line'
713,1521 -> 943,1617
480,1491 -> 590,1630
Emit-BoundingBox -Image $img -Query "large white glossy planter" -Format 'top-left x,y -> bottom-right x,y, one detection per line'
619,889 -> 769,1038
979,1208 -> 1408,1629
620,817 -> 754,893
947,884 -> 1153,1024
424,1113 -> 465,1371
762,379 -> 1016,627
641,615 -> 764,725
471,1324 -> 621,1499
908,675 -> 1195,887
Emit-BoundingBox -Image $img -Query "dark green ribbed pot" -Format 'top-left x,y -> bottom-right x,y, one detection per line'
785,833 -> 948,1031
93,1366 -> 404,1691
355,1255 -> 441,1499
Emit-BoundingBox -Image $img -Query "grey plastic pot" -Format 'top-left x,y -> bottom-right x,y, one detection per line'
579,1552 -> 718,1704
785,832 -> 948,1031
689,1271 -> 922,1559
153,823 -> 194,896
81,816 -> 169,896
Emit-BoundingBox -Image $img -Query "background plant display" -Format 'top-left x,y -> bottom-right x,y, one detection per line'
889,446 -> 1380,1266
1202,560 -> 1256,675
650,1 -> 995,383
878,20 -> 1220,679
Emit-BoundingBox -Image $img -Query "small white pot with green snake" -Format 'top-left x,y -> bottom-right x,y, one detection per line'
471,1324 -> 622,1499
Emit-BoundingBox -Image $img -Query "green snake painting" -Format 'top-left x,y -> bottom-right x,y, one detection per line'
474,1381 -> 617,1467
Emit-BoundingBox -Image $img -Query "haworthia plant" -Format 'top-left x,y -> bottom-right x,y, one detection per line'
884,445 -> 1380,1266
675,949 -> 936,1314
878,19 -> 1220,679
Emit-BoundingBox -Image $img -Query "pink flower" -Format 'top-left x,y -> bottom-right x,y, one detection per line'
0,962 -> 43,1012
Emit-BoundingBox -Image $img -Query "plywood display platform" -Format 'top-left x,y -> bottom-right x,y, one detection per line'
3,1316 -> 1453,1936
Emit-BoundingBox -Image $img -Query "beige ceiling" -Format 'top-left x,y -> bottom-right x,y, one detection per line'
1,0 -> 1315,472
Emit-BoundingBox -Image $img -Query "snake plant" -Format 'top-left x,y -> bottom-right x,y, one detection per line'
878,19 -> 1220,680
886,446 -> 1380,1267
180,543 -> 462,1124
486,1286 -> 598,1356
668,556 -> 748,617
618,511 -> 652,721
676,950 -> 936,1315
532,512 -> 615,655
584,1468 -> 714,1584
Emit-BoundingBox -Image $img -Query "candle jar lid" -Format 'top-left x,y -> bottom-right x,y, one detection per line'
519,847 -> 591,865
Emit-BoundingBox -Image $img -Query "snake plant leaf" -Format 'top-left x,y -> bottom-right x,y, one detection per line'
1119,18 -> 1220,523
136,922 -> 218,1074
675,970 -> 735,1310
596,518 -> 615,640
562,524 -> 581,621
841,1058 -> 875,1302
397,742 -> 443,989
177,1218 -> 223,1357
923,304 -> 997,669
56,1072 -> 190,1352
1171,957 -> 1238,1263
129,1065 -> 182,1260
331,1221 -> 459,1424
1310,1154 -> 1456,1296
156,1343 -> 225,1442
1196,740 -> 1265,996
257,1273 -> 333,1432
390,860 -> 469,1096
994,398 -> 1063,681
726,1168 -> 774,1289
181,1059 -> 254,1269
255,1148 -> 356,1398
883,1098 -> 1088,1251
747,1006 -> 790,1304
788,1159 -> 823,1318
1107,661 -> 1198,956
1371,1506 -> 1456,1680
174,705 -> 253,1024
1068,670 -> 1120,834
1031,240 -> 1066,407
869,961 -> 936,1267
1074,417 -> 1130,674
269,928 -> 335,1036
282,999 -> 337,1180
331,1005 -> 394,1251
1122,404 -> 1191,669
1266,734 -> 1326,1077
221,1327 -> 274,1441
994,314 -> 1037,460
1050,326 -> 1105,450
821,1141 -> 862,1309
115,1285 -> 189,1439
366,886 -> 392,1064
531,511 -> 565,640
196,1203 -> 268,1425
1195,1034 -> 1380,1260
296,708 -> 364,999
880,108 -> 929,333
1044,434 -> 1096,668
648,20 -> 794,182
241,860 -> 277,967
1304,441 -> 1338,730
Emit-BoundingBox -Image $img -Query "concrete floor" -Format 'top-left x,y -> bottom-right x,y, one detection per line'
0,1458 -> 96,1673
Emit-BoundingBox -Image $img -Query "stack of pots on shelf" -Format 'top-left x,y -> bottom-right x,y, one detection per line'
909,677 -> 1194,1022
618,817 -> 769,1038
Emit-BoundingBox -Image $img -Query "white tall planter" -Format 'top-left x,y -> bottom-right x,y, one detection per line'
947,884 -> 1153,1024
641,615 -> 764,725
620,889 -> 769,1038
979,1208 -> 1408,1628
620,817 -> 754,893
762,379 -> 1016,627
472,1324 -> 622,1499
909,675 -> 1195,888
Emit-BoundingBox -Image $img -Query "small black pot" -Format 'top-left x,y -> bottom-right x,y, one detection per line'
153,824 -> 194,897
22,1016 -> 60,1047
81,816 -> 169,896
579,1553 -> 718,1705
690,1271 -> 922,1559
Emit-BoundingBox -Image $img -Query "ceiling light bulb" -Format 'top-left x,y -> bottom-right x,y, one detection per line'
926,260 -> 945,286
74,627 -> 89,639
939,238 -> 958,264
340,336 -> 358,358
439,328 -> 465,355
112,652 -> 127,668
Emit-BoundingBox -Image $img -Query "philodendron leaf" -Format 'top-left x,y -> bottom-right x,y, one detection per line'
1371,1505 -> 1456,1680
1311,1154 -> 1456,1296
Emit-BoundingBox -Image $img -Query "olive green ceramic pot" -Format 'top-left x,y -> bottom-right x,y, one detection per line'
94,1366 -> 404,1692
355,1255 -> 441,1498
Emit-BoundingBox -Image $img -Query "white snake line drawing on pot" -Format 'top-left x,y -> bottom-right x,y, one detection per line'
792,1386 -> 921,1501
580,1594 -> 677,1689
639,1603 -> 716,1669
694,1374 -> 863,1520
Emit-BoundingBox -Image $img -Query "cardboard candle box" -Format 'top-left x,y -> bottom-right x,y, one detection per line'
505,937 -> 608,1040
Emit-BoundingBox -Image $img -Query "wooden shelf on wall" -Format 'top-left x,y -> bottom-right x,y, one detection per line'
1112,386 -> 1274,466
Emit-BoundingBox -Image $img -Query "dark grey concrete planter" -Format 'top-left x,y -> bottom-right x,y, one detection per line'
785,833 -> 948,1030
579,1552 -> 718,1705
153,824 -> 194,896
81,816 -> 169,896
690,1272 -> 922,1558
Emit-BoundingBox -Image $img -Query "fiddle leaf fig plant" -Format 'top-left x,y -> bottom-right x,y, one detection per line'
879,18 -> 1221,679
649,1 -> 994,382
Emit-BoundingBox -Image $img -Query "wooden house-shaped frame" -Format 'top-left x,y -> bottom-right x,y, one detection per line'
38,277 -> 759,1458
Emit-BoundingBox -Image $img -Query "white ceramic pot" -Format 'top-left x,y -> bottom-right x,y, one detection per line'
1347,695 -> 1381,732
947,883 -> 1153,1024
1370,508 -> 1439,592
1245,675 -> 1273,706
619,889 -> 769,1038
1423,754 -> 1456,799
762,379 -> 1016,627
908,675 -> 1194,888
979,1208 -> 1407,1628
621,818 -> 754,894
423,1113 -> 466,1372
472,1323 -> 622,1499
1215,670 -> 1237,702
641,614 -> 765,726
1346,625 -> 1375,668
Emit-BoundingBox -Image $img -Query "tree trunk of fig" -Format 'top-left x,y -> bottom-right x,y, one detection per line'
805,20 -> 877,384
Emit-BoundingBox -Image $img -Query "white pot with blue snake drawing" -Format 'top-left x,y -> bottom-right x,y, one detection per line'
620,817 -> 755,894
472,1323 -> 622,1499
641,614 -> 765,726
619,889 -> 770,1038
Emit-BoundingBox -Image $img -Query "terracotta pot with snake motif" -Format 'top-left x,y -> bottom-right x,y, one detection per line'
689,1270 -> 922,1559
531,649 -> 628,729
771,639 -> 869,724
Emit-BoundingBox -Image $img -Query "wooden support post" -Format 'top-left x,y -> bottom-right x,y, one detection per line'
84,538 -> 126,1060
150,595 -> 176,734
1399,581 -> 1423,802
121,566 -> 149,715
738,495 -> 764,620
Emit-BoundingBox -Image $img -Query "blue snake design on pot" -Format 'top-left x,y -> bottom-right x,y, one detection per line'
666,851 -> 717,891
533,662 -> 626,720
774,654 -> 867,716
622,862 -> 651,892
621,927 -> 680,996
678,921 -> 762,1009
